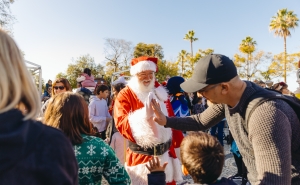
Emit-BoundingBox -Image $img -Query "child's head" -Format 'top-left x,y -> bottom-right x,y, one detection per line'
112,83 -> 126,98
83,68 -> 92,76
180,132 -> 224,184
95,84 -> 109,99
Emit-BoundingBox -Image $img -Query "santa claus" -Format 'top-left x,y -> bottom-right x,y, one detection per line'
114,56 -> 183,185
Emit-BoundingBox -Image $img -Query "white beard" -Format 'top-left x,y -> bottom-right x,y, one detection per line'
127,76 -> 155,103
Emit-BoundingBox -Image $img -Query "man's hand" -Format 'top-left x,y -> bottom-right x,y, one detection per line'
151,99 -> 167,126
106,117 -> 112,122
146,157 -> 168,172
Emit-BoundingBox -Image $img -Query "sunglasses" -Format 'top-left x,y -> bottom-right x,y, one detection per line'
54,86 -> 65,90
198,84 -> 220,95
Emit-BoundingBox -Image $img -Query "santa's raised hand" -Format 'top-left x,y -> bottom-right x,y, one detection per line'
145,92 -> 155,119
151,99 -> 167,126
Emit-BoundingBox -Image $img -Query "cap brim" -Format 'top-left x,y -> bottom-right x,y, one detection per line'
180,79 -> 208,93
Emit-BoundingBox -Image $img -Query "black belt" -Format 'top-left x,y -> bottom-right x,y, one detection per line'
128,139 -> 172,156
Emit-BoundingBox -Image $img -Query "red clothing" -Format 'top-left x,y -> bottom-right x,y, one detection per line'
108,100 -> 114,116
114,83 -> 182,185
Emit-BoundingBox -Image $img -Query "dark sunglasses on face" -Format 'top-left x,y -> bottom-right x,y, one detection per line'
54,86 -> 65,90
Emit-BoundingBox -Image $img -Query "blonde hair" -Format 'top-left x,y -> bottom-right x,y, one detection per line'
0,29 -> 41,119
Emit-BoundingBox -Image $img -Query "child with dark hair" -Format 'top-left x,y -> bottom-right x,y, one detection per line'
88,84 -> 112,140
147,132 -> 236,185
76,68 -> 96,93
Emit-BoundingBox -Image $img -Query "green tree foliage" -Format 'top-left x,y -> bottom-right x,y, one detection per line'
184,48 -> 214,78
133,42 -> 177,81
234,50 -> 272,81
0,0 -> 15,32
238,36 -> 257,80
156,60 -> 178,82
269,8 -> 299,82
56,72 -> 68,79
183,30 -> 198,57
290,52 -> 300,68
239,36 -> 257,55
133,42 -> 164,60
176,50 -> 189,77
56,54 -> 103,88
260,52 -> 298,81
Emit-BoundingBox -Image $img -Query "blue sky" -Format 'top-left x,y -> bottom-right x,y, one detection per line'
11,0 -> 300,91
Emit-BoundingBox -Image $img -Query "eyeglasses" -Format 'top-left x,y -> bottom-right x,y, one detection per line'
198,84 -> 220,95
137,72 -> 154,78
54,86 -> 65,90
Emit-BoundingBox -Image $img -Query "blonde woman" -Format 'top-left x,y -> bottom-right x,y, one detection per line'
0,29 -> 78,184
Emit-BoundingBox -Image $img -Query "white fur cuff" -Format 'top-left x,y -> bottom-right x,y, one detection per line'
128,107 -> 160,148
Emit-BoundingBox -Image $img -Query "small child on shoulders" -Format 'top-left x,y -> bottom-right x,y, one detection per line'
77,68 -> 96,93
147,132 -> 236,185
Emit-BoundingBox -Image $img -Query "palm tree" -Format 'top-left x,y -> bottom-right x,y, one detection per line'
183,30 -> 198,57
269,8 -> 299,82
177,50 -> 188,77
239,36 -> 257,80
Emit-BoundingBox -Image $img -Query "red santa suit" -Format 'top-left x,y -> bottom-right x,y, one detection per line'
114,57 -> 183,185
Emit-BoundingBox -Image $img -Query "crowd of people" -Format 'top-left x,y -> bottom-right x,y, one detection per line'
1,28 -> 300,185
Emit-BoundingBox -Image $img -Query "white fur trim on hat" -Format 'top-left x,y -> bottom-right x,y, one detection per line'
130,60 -> 157,75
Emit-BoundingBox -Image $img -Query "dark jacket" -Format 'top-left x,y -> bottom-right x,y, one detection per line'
0,109 -> 78,185
147,172 -> 166,185
147,172 -> 236,185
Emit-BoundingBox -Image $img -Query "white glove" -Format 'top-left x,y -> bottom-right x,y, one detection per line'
145,92 -> 154,120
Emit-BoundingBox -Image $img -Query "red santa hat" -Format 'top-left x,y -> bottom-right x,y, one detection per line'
130,56 -> 158,75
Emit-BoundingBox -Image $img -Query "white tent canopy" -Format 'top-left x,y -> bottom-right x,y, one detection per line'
111,69 -> 130,85
25,60 -> 42,95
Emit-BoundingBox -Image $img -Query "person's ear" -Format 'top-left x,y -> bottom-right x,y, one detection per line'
220,83 -> 229,95
181,165 -> 189,176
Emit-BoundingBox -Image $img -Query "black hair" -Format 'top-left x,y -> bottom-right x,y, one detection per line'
112,83 -> 126,93
96,84 -> 109,95
83,68 -> 92,76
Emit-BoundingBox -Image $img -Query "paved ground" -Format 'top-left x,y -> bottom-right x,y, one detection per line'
102,127 -> 246,185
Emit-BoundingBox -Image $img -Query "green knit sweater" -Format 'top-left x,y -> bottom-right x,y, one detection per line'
74,134 -> 130,185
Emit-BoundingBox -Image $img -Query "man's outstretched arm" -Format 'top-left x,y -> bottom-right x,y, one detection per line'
151,99 -> 225,131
